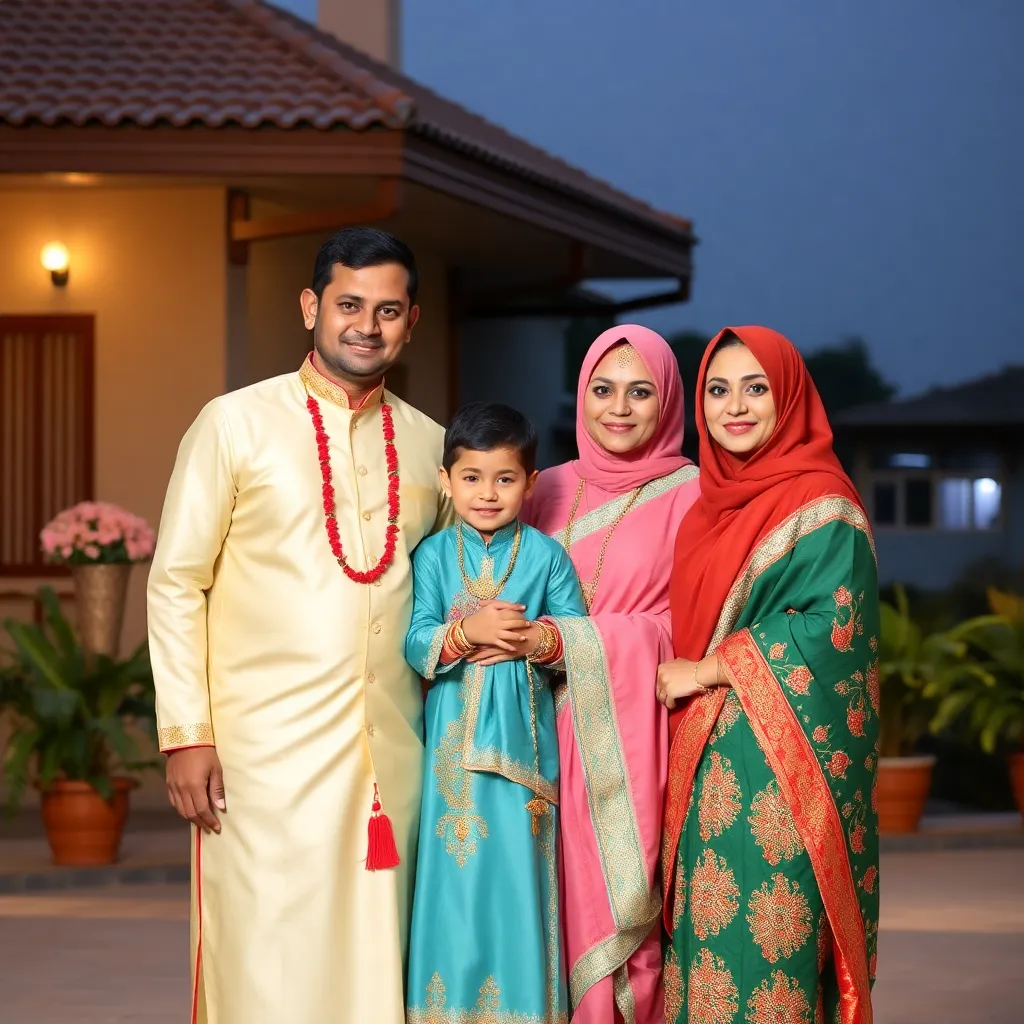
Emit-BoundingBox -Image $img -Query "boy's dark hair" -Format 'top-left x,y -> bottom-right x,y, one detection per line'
311,227 -> 419,304
443,403 -> 539,474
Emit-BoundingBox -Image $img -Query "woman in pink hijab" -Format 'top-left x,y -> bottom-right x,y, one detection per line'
525,325 -> 700,1023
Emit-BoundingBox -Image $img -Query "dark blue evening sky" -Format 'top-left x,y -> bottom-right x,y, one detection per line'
281,0 -> 1023,395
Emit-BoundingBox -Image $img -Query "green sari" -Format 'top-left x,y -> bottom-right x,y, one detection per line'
663,498 -> 879,1024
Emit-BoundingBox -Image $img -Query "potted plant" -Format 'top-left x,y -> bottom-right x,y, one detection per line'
931,588 -> 1024,820
877,585 -> 970,833
40,501 -> 155,658
1,588 -> 160,865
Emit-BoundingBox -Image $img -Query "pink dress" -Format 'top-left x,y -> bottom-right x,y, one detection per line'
525,325 -> 700,1024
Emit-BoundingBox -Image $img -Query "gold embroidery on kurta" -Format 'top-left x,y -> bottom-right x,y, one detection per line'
433,693 -> 487,868
298,355 -> 383,410
476,976 -> 501,1011
426,973 -> 447,1010
406,970 -> 569,1023
158,722 -> 214,749
423,624 -> 450,681
461,662 -> 559,804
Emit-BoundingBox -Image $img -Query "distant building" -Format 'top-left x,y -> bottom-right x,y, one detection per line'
833,366 -> 1024,589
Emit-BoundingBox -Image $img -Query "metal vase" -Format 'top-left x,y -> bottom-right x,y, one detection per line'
71,564 -> 132,658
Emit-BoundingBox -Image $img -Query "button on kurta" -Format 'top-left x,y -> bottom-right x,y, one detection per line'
367,724 -> 375,737
367,672 -> 376,684
362,511 -> 372,521
372,622 -> 382,634
357,465 -> 368,476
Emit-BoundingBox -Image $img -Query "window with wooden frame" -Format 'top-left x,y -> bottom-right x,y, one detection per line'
0,316 -> 94,575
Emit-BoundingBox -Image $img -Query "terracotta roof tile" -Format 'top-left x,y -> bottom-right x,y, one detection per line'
0,0 -> 691,235
0,0 -> 409,129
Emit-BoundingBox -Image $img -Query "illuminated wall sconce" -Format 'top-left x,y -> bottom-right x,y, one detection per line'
40,242 -> 70,287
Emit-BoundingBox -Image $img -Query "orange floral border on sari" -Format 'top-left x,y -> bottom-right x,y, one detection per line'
661,687 -> 726,929
720,629 -> 872,1024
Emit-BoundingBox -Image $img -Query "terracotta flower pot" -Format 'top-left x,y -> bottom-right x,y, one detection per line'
71,563 -> 132,658
1008,752 -> 1024,824
877,755 -> 936,834
38,777 -> 137,866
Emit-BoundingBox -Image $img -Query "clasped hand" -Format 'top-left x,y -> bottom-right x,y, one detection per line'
461,600 -> 540,667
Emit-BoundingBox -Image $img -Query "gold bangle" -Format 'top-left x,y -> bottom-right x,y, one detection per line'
450,619 -> 474,657
693,660 -> 710,693
527,623 -> 558,664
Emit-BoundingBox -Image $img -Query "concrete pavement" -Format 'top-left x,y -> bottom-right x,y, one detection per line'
0,849 -> 1021,1022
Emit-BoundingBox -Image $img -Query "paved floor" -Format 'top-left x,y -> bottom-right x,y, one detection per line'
0,849 -> 1021,1022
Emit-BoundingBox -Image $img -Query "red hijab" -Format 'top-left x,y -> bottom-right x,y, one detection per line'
669,326 -> 863,666
573,324 -> 692,494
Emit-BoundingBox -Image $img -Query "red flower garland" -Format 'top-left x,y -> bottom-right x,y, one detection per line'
307,394 -> 400,585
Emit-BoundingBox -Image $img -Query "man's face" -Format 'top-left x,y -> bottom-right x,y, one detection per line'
301,262 -> 420,383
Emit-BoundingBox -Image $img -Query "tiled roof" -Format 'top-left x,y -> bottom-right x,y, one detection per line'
0,0 -> 411,129
834,365 -> 1024,428
0,0 -> 690,234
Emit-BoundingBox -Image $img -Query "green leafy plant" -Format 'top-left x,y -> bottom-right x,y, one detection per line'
931,589 -> 1024,754
0,587 -> 160,814
878,585 -> 975,758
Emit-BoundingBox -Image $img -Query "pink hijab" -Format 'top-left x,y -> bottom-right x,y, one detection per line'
573,324 -> 691,493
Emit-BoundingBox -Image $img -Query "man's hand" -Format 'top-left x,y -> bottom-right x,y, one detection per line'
462,601 -> 529,652
166,747 -> 225,834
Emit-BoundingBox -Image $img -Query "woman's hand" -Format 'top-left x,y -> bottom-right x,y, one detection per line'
656,655 -> 721,709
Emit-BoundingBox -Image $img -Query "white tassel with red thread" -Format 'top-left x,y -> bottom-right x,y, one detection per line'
365,782 -> 400,871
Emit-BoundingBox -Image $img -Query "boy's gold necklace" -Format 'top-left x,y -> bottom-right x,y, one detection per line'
561,479 -> 645,610
457,519 -> 522,600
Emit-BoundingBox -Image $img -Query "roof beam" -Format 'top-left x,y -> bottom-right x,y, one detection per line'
0,125 -> 405,177
465,279 -> 689,319
230,178 -> 401,243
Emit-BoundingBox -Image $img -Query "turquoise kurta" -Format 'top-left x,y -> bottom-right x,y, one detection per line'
405,520 -> 586,1024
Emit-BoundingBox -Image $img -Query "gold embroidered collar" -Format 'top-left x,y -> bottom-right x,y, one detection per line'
298,353 -> 384,411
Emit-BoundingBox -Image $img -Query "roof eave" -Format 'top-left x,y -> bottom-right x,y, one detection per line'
0,122 -> 694,280
403,133 -> 694,279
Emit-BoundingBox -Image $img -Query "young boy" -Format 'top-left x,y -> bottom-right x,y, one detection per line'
405,403 -> 585,1024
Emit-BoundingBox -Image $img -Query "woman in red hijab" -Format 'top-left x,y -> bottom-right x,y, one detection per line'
658,328 -> 880,1024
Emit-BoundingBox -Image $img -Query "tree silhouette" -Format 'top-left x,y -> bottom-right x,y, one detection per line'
804,336 -> 897,417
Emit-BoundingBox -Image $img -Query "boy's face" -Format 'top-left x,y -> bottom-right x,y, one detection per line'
440,446 -> 537,537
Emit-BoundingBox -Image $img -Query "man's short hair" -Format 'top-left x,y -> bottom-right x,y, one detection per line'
311,227 -> 419,304
443,403 -> 539,474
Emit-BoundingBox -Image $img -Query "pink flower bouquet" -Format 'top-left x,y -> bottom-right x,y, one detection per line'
40,502 -> 156,566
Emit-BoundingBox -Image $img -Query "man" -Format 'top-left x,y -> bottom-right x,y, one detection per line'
148,227 -> 451,1023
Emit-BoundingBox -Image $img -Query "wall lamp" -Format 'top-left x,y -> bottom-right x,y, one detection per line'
41,242 -> 70,287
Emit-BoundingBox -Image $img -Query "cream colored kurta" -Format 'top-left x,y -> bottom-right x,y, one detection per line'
147,360 -> 450,1024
